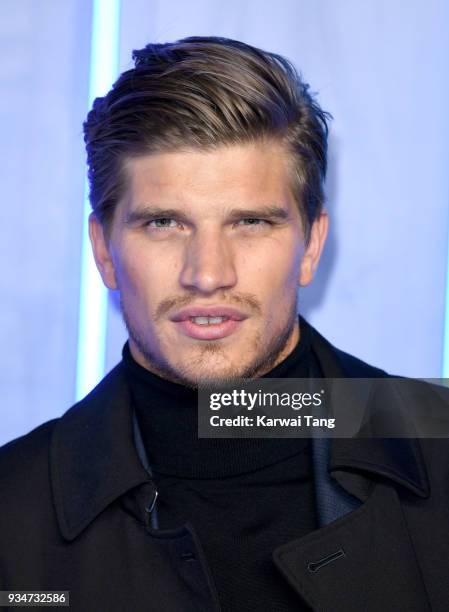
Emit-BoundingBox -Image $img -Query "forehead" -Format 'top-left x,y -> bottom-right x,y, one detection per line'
120,141 -> 296,213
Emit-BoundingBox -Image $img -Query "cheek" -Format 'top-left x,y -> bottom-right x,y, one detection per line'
112,249 -> 153,302
255,239 -> 302,285
115,249 -> 179,319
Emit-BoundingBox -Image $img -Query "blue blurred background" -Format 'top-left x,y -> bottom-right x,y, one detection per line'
1,0 -> 449,445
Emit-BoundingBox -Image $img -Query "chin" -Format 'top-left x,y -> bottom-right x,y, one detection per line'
180,360 -> 248,387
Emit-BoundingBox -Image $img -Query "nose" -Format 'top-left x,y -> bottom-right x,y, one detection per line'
179,227 -> 237,294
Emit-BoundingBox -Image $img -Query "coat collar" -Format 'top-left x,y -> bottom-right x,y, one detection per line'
309,323 -> 430,502
50,319 -> 430,541
50,364 -> 153,541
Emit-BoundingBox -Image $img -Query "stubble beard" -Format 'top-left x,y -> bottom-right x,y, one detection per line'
121,293 -> 299,390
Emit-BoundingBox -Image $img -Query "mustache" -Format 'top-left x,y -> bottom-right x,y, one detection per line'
155,293 -> 262,320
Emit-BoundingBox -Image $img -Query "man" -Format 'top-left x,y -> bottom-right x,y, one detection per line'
1,36 -> 448,611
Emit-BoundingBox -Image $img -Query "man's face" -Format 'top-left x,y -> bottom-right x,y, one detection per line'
90,141 -> 327,388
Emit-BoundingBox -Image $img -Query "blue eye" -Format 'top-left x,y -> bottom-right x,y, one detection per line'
147,218 -> 177,229
238,218 -> 270,227
144,217 -> 271,232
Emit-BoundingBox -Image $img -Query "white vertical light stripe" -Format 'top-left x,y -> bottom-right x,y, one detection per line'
443,241 -> 449,377
76,0 -> 121,400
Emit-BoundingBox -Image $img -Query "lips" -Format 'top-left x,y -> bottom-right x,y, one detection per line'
170,305 -> 248,340
170,306 -> 248,322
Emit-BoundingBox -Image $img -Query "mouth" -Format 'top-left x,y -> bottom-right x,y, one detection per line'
170,307 -> 248,340
187,315 -> 230,325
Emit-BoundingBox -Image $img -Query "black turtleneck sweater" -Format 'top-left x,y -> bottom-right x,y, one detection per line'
122,318 -> 322,611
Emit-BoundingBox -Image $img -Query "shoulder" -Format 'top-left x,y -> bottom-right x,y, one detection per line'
0,419 -> 57,482
0,363 -> 127,502
306,317 -> 389,379
0,419 -> 59,537
333,346 -> 389,378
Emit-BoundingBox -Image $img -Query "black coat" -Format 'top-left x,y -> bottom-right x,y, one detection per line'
1,323 -> 449,611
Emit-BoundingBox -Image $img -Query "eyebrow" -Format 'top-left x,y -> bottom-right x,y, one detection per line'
124,204 -> 290,225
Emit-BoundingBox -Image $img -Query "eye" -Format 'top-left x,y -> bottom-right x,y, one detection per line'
237,218 -> 271,228
146,218 -> 178,229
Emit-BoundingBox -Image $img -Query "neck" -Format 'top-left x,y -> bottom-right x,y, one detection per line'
121,317 -> 315,478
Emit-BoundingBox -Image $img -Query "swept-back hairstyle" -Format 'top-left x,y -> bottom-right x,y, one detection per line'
83,36 -> 331,241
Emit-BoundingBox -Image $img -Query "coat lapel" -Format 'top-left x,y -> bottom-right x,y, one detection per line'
273,481 -> 431,611
50,364 -> 154,541
282,320 -> 432,610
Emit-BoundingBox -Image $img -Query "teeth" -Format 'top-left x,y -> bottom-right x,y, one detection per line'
191,316 -> 228,325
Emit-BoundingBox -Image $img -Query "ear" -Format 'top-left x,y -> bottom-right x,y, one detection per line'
299,211 -> 329,286
88,213 -> 118,290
